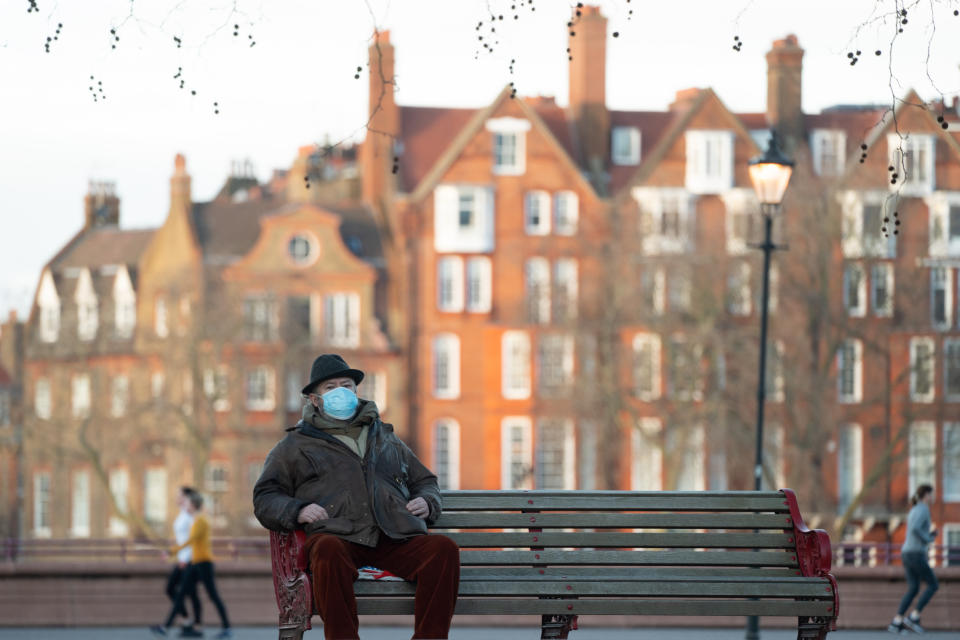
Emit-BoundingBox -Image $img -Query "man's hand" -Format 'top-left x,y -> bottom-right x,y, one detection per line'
406,497 -> 429,519
297,503 -> 330,524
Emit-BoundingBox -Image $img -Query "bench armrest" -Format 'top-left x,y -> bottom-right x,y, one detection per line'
269,529 -> 313,630
781,488 -> 839,630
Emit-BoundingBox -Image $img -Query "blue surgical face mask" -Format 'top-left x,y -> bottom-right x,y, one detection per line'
321,386 -> 359,420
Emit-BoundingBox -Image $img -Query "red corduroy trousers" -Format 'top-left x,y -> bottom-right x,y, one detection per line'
305,532 -> 460,640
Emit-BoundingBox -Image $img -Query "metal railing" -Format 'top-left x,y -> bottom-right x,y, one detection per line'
1,537 -> 270,563
833,542 -> 960,568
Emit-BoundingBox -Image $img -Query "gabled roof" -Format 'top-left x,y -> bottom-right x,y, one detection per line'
615,89 -> 722,197
399,106 -> 477,192
190,197 -> 386,266
609,110 -> 681,193
737,112 -> 770,131
406,86 -> 599,202
528,98 -> 577,163
399,97 -> 699,197
53,227 -> 154,270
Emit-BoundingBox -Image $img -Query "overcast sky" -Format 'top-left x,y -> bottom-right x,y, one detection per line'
1,0 -> 959,319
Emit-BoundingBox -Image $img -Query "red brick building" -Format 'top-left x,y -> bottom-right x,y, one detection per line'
10,7 -> 960,555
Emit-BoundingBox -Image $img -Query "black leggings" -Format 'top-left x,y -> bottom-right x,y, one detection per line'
165,564 -> 200,621
165,561 -> 231,629
898,551 -> 939,615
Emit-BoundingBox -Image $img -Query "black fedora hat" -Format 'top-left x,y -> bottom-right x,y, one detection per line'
302,354 -> 365,395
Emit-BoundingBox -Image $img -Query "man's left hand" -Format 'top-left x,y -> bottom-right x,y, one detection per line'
406,497 -> 429,519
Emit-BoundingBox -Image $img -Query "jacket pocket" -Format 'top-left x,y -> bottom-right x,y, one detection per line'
376,486 -> 427,538
305,517 -> 356,536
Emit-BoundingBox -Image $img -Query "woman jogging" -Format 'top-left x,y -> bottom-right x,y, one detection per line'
888,484 -> 939,634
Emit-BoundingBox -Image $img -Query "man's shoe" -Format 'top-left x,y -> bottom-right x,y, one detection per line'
149,626 -> 168,637
888,620 -> 904,633
902,615 -> 925,633
214,630 -> 233,639
179,626 -> 204,638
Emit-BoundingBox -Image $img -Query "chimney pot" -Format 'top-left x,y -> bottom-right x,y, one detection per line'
84,180 -> 120,229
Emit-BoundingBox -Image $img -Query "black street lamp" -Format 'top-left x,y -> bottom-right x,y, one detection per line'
744,131 -> 793,640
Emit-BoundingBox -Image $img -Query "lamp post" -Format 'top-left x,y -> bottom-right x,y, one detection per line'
744,131 -> 793,640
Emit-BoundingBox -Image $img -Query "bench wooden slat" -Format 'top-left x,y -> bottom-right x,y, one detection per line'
357,598 -> 834,617
458,549 -> 797,566
440,492 -> 788,512
433,512 -> 793,529
353,579 -> 830,598
459,566 -> 804,579
444,531 -> 794,549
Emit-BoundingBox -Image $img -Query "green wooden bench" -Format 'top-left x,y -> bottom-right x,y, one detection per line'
270,489 -> 838,639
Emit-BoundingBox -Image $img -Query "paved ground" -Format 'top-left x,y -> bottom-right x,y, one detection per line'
0,627 -> 954,639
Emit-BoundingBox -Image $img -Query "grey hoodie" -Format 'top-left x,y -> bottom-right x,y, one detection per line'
901,501 -> 937,553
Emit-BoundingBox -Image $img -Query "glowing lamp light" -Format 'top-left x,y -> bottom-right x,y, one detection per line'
748,132 -> 794,206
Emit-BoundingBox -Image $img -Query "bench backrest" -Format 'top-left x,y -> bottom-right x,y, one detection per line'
426,489 -> 822,578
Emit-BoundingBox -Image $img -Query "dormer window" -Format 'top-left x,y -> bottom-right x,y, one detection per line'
612,127 -> 641,165
75,269 -> 98,341
810,129 -> 847,177
486,117 -> 530,176
685,130 -> 734,194
493,133 -> 519,172
888,134 -> 935,195
113,267 -> 136,339
37,270 -> 60,344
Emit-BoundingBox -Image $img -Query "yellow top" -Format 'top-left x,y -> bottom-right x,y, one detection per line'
170,513 -> 213,563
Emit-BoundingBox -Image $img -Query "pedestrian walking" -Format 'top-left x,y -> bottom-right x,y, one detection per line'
150,488 -> 233,639
253,353 -> 460,640
888,484 -> 939,634
165,487 -> 201,635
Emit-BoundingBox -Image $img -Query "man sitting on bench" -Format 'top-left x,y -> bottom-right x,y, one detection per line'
253,354 -> 460,640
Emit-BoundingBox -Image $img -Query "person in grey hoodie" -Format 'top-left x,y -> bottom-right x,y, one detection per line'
888,484 -> 938,634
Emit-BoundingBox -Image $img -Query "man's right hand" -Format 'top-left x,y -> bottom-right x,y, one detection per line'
297,503 -> 329,524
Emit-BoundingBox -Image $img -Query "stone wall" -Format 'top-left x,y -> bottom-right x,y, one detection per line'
0,562 -> 956,630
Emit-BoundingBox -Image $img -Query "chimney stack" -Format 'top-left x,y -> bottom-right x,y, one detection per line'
83,181 -> 120,230
766,34 -> 804,152
669,88 -> 701,112
568,6 -> 610,179
287,145 -> 317,202
170,153 -> 192,217
360,30 -> 400,208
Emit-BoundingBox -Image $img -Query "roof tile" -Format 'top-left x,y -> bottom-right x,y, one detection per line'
54,227 -> 154,270
399,106 -> 477,192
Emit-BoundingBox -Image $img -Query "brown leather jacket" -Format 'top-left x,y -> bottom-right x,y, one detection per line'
252,404 -> 441,547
